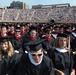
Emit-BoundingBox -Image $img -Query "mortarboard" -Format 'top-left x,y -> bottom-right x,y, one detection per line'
57,33 -> 68,38
64,31 -> 71,36
15,27 -> 20,31
59,25 -> 64,29
1,24 -> 8,29
0,37 -> 9,43
54,26 -> 59,29
20,24 -> 25,27
25,39 -> 45,51
29,26 -> 37,32
9,24 -> 14,27
43,27 -> 51,33
64,26 -> 69,31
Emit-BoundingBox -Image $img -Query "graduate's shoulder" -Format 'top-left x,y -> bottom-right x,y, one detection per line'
43,55 -> 53,65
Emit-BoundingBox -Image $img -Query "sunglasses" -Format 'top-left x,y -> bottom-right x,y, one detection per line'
47,32 -> 51,34
31,53 -> 42,57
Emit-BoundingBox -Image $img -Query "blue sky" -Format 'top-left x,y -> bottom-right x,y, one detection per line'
0,0 -> 76,8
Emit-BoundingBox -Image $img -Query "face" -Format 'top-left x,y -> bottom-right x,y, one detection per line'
31,48 -> 43,63
30,30 -> 37,38
1,42 -> 8,52
55,28 -> 59,33
59,37 -> 67,48
21,26 -> 25,31
10,26 -> 14,31
15,30 -> 21,36
1,27 -> 7,35
60,28 -> 64,33
46,31 -> 52,38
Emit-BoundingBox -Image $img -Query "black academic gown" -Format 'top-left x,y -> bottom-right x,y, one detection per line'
23,33 -> 40,51
8,52 -> 22,75
42,37 -> 54,52
8,31 -> 15,38
48,49 -> 74,75
0,52 -> 22,75
15,53 -> 55,75
71,38 -> 76,52
11,35 -> 24,53
0,56 -> 10,75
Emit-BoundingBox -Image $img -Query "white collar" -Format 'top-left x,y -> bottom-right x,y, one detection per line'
56,48 -> 67,53
72,32 -> 76,37
1,34 -> 7,36
28,52 -> 43,66
52,34 -> 57,39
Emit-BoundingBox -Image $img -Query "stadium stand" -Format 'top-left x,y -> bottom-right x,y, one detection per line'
0,6 -> 76,23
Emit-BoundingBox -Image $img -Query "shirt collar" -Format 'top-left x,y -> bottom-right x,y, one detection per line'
28,52 -> 43,66
56,48 -> 67,53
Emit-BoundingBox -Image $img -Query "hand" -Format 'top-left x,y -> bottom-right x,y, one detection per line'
70,69 -> 75,75
55,68 -> 65,75
57,70 -> 65,75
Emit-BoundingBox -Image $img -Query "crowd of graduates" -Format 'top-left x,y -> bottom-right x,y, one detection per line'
0,22 -> 76,75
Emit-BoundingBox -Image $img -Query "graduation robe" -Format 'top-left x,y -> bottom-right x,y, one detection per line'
11,35 -> 24,53
23,33 -> 40,51
15,53 -> 55,75
48,49 -> 74,75
42,37 -> 54,51
0,52 -> 22,75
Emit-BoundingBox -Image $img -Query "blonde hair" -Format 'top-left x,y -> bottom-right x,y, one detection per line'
0,41 -> 14,59
53,37 -> 71,56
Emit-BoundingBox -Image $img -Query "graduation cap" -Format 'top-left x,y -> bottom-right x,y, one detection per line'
64,31 -> 71,36
0,37 -> 9,43
9,24 -> 14,27
15,27 -> 20,32
20,24 -> 25,27
25,39 -> 45,51
64,26 -> 69,31
59,25 -> 64,29
43,27 -> 51,33
54,26 -> 59,29
1,24 -> 8,29
57,33 -> 68,38
29,26 -> 37,32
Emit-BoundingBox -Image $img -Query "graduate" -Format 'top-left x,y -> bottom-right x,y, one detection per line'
8,24 -> 15,38
11,26 -> 24,53
0,37 -> 21,75
0,24 -> 8,38
20,24 -> 26,35
41,27 -> 55,55
23,25 -> 40,52
15,39 -> 55,75
48,33 -> 75,75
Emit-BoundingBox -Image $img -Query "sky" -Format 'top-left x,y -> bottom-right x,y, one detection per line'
0,0 -> 76,8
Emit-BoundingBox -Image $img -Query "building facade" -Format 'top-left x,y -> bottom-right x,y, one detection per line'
10,1 -> 29,9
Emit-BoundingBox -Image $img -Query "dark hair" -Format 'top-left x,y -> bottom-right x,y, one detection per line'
43,27 -> 51,33
29,26 -> 37,32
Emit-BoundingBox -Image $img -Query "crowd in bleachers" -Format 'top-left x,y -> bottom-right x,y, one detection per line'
0,6 -> 76,22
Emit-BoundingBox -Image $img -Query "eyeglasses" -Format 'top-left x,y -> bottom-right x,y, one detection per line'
31,53 -> 42,57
